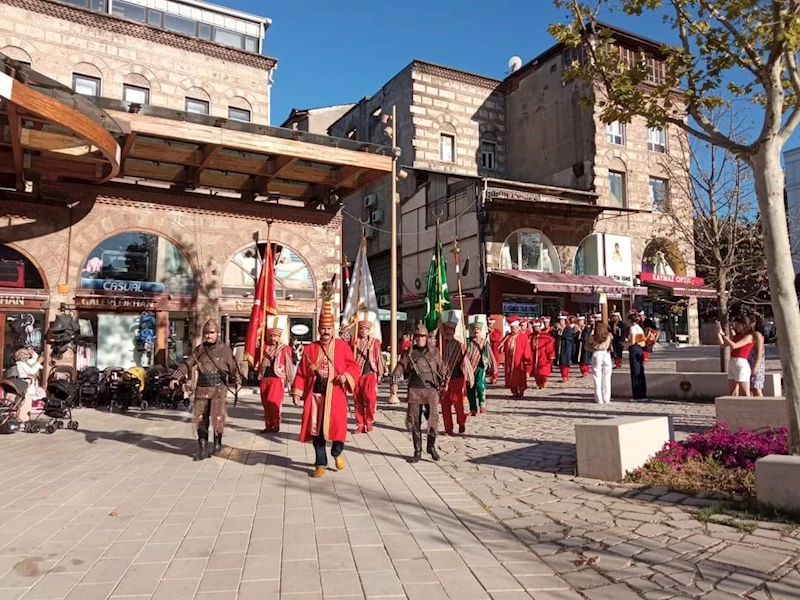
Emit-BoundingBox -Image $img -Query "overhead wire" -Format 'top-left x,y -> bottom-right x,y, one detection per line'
340,195 -> 478,237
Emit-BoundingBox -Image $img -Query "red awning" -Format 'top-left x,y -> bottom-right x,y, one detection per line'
494,270 -> 647,296
647,280 -> 717,298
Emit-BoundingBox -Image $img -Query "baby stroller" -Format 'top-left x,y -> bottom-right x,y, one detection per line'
144,365 -> 186,410
26,379 -> 79,433
114,369 -> 143,413
77,367 -> 101,407
98,367 -> 125,410
0,378 -> 26,434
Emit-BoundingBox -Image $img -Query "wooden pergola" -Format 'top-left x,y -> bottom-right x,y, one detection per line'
0,57 -> 392,201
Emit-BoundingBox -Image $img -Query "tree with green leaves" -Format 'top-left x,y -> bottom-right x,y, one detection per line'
550,0 -> 800,452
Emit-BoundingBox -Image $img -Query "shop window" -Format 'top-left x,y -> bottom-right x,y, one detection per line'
80,232 -> 195,295
641,238 -> 686,277
222,242 -> 314,300
3,313 -> 46,375
0,245 -> 45,289
499,229 -> 560,273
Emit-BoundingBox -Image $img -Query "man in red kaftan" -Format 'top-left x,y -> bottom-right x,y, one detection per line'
352,311 -> 386,434
503,316 -> 532,398
440,310 -> 474,435
488,316 -> 503,384
291,295 -> 359,478
257,315 -> 295,433
530,319 -> 555,389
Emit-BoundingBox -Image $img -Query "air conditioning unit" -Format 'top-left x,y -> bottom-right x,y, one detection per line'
371,209 -> 384,224
365,225 -> 378,239
364,194 -> 378,208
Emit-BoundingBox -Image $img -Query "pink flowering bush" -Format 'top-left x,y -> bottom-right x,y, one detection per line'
626,424 -> 788,498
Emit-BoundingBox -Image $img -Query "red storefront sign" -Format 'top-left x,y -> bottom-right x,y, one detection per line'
639,272 -> 705,287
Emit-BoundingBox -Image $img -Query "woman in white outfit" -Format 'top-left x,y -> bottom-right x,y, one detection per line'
588,321 -> 613,404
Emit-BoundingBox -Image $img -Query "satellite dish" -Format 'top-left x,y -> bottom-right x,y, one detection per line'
508,56 -> 523,73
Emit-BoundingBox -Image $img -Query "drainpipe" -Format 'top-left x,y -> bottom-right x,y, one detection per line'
479,179 -> 489,313
266,66 -> 275,125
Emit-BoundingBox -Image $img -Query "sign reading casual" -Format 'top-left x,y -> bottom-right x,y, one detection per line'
80,279 -> 165,294
639,272 -> 705,287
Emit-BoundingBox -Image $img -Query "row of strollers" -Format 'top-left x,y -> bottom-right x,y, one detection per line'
0,365 -> 188,435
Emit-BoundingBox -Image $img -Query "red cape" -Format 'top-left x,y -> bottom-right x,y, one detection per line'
504,332 -> 531,388
292,339 -> 359,443
530,333 -> 555,377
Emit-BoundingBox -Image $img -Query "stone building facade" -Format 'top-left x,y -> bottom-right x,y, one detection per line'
0,0 -> 275,124
329,33 -> 701,344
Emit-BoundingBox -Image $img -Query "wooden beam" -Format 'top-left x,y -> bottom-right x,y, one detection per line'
334,165 -> 369,189
264,155 -> 298,181
0,149 -> 99,180
193,143 -> 221,187
120,132 -> 137,164
111,110 -> 392,173
6,104 -> 23,190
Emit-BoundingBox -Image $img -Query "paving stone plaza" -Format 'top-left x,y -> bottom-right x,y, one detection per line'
1,349 -> 798,600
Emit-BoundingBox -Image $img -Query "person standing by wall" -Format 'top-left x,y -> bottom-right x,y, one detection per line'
747,314 -> 766,397
717,315 -> 754,397
626,313 -> 648,403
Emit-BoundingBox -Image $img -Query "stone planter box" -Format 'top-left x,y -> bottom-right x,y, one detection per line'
756,455 -> 800,511
576,416 -> 672,482
715,396 -> 789,432
611,372 -> 782,401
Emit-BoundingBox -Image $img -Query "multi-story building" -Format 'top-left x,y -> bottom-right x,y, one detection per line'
281,104 -> 355,134
0,0 -> 391,374
327,27 -> 704,344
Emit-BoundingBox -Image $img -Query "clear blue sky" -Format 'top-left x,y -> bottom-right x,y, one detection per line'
220,0 -> 667,125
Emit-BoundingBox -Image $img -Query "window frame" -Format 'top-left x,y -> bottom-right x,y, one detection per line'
480,141 -> 497,170
609,170 -> 627,208
647,127 -> 667,153
185,97 -> 210,115
122,84 -> 150,105
72,73 -> 101,97
228,106 -> 251,122
606,121 -> 625,146
440,133 -> 455,163
649,176 -> 670,212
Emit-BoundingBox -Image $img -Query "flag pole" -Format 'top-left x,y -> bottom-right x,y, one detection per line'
452,237 -> 467,344
436,219 -> 443,358
258,220 -> 272,365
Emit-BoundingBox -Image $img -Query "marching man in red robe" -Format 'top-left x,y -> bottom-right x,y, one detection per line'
440,310 -> 474,435
530,319 -> 556,389
503,316 -> 532,398
352,311 -> 386,434
291,284 -> 359,478
257,315 -> 295,433
487,315 -> 503,384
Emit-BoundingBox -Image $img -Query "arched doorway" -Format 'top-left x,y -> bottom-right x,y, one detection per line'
219,242 -> 317,372
499,228 -> 561,273
75,231 -> 196,369
0,244 -> 49,374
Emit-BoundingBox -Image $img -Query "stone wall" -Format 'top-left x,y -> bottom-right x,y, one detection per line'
1,184 -> 341,350
0,0 -> 274,123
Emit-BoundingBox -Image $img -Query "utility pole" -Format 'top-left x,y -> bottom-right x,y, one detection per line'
384,106 -> 403,404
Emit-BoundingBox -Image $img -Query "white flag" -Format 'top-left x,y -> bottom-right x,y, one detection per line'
341,240 -> 382,341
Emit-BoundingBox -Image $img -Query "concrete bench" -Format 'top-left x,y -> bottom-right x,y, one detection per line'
715,396 -> 789,432
611,372 -> 782,401
575,416 -> 672,482
756,455 -> 800,511
676,358 -> 726,372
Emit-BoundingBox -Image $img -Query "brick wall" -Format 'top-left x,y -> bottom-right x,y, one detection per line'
0,0 -> 274,123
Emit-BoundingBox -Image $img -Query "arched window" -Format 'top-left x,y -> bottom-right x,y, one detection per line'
222,243 -> 314,300
574,234 -> 603,276
0,245 -> 45,289
500,229 -> 560,273
641,238 -> 686,276
80,232 -> 195,295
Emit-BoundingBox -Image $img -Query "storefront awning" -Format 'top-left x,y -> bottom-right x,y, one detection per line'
646,280 -> 717,298
494,270 -> 647,296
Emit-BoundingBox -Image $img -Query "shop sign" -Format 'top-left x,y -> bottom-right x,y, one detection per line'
77,296 -> 157,310
291,324 -> 310,336
486,188 -> 542,203
639,272 -> 705,287
502,301 -> 540,316
0,293 -> 47,309
0,294 -> 28,306
603,234 -> 634,286
80,278 -> 165,294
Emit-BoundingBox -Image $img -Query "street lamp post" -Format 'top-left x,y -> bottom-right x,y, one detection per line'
388,105 -> 400,404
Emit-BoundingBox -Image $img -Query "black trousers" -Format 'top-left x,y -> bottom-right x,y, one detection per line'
629,345 -> 647,400
313,435 -> 344,467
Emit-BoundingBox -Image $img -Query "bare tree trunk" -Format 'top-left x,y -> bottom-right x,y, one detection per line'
750,143 -> 800,454
717,274 -> 729,374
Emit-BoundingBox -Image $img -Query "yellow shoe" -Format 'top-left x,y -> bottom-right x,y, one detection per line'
312,466 -> 327,478
334,455 -> 346,471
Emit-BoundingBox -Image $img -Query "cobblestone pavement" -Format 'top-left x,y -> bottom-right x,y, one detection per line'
0,352 -> 798,599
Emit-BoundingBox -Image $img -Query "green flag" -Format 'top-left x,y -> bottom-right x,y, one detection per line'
423,236 -> 451,332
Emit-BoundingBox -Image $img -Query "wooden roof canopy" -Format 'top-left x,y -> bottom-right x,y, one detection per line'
1,56 -> 393,202
0,57 -> 122,190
